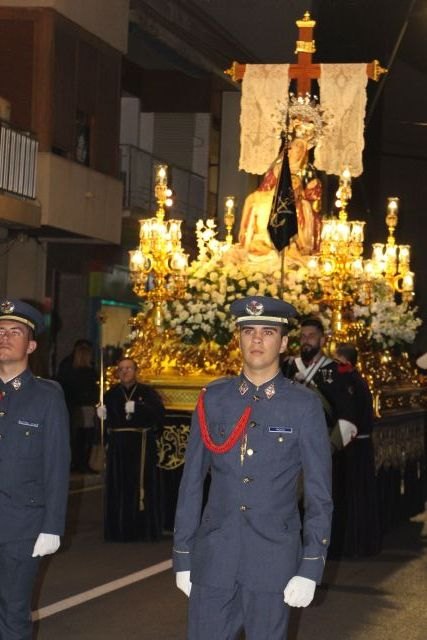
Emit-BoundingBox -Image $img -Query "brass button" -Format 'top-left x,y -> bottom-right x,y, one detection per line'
253,395 -> 260,401
322,538 -> 328,545
246,448 -> 254,456
249,421 -> 257,428
219,428 -> 225,436
242,477 -> 252,484
25,430 -> 31,436
277,436 -> 284,443
0,434 -> 3,439
240,505 -> 247,512
0,411 -> 5,417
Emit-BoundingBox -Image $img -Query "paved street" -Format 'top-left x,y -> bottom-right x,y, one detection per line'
31,474 -> 426,639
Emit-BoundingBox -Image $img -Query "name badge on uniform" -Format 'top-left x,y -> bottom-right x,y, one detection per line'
269,426 -> 293,434
18,419 -> 40,428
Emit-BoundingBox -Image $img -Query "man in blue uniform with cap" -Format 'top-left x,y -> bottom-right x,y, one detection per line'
173,296 -> 332,640
0,299 -> 70,640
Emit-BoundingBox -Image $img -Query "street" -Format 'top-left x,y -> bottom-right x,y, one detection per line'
31,476 -> 426,639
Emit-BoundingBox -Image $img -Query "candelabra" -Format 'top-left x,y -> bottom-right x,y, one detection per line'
128,164 -> 188,327
224,196 -> 236,245
368,197 -> 414,302
307,168 -> 366,333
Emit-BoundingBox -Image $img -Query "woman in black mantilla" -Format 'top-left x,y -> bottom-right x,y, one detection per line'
101,357 -> 165,542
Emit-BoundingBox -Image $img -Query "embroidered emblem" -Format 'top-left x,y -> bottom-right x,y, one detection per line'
269,426 -> 293,433
239,380 -> 249,396
0,300 -> 14,314
264,383 -> 276,399
245,299 -> 264,316
11,377 -> 22,391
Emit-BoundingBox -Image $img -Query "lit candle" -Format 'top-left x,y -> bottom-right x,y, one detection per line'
156,164 -> 168,186
402,272 -> 414,292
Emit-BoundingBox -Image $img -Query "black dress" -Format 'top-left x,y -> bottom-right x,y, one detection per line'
103,383 -> 165,542
341,370 -> 381,556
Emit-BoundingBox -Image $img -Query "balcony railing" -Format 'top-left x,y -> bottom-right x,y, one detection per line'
120,144 -> 206,221
0,120 -> 38,199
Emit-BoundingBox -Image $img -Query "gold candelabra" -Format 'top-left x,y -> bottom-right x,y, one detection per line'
128,164 -> 188,327
368,197 -> 414,301
307,168 -> 366,333
224,196 -> 236,245
307,169 -> 414,337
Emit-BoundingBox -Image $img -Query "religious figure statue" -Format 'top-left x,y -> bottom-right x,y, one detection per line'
238,135 -> 322,262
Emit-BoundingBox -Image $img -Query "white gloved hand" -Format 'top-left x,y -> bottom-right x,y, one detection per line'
32,533 -> 61,558
283,576 -> 316,607
96,405 -> 107,420
338,419 -> 358,447
176,570 -> 192,597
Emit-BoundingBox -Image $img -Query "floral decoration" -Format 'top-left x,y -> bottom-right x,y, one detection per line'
161,220 -> 421,352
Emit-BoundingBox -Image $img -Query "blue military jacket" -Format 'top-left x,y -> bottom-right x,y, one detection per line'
173,372 -> 332,592
0,369 -> 70,543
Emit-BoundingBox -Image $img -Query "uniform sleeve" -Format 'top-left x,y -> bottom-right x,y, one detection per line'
297,393 -> 333,584
172,405 -> 210,573
41,384 -> 71,535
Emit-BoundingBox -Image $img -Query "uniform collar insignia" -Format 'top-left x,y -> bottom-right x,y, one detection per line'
239,380 -> 249,396
0,300 -> 15,314
264,382 -> 276,399
11,377 -> 22,391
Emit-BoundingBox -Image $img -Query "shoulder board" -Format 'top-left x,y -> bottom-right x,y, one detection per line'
35,377 -> 63,391
205,376 -> 233,389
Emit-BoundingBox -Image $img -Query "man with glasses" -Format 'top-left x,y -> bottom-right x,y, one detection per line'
0,298 -> 70,640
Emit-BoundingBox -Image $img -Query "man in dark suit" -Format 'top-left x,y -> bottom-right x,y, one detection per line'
0,299 -> 70,640
282,317 -> 358,449
173,296 -> 332,640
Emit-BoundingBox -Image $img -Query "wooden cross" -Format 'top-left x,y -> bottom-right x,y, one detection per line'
225,11 -> 386,93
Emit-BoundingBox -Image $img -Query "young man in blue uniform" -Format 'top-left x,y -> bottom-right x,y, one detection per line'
173,296 -> 332,640
0,299 -> 70,640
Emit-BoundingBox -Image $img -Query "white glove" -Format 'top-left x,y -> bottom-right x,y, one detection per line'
125,400 -> 135,414
176,570 -> 192,597
96,404 -> 107,420
338,419 -> 358,447
283,576 -> 316,607
32,533 -> 60,558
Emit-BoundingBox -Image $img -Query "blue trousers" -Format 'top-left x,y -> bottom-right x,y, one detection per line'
188,583 -> 290,640
0,539 -> 39,640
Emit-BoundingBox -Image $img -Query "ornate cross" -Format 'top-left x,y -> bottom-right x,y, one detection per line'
225,12 -> 386,93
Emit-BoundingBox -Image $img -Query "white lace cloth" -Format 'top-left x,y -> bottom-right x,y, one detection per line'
315,63 -> 368,177
239,64 -> 289,175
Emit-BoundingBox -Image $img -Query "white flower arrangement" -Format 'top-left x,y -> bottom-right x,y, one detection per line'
164,220 -> 421,351
165,220 -> 322,346
352,281 -> 422,348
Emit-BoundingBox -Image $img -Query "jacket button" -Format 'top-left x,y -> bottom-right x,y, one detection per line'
240,505 -> 248,511
242,477 -> 252,484
249,421 -> 257,428
0,433 -> 3,439
25,431 -> 30,436
0,411 -> 5,417
278,436 -> 284,443
246,448 -> 254,456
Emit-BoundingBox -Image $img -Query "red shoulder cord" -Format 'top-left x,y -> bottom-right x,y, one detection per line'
196,388 -> 252,454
